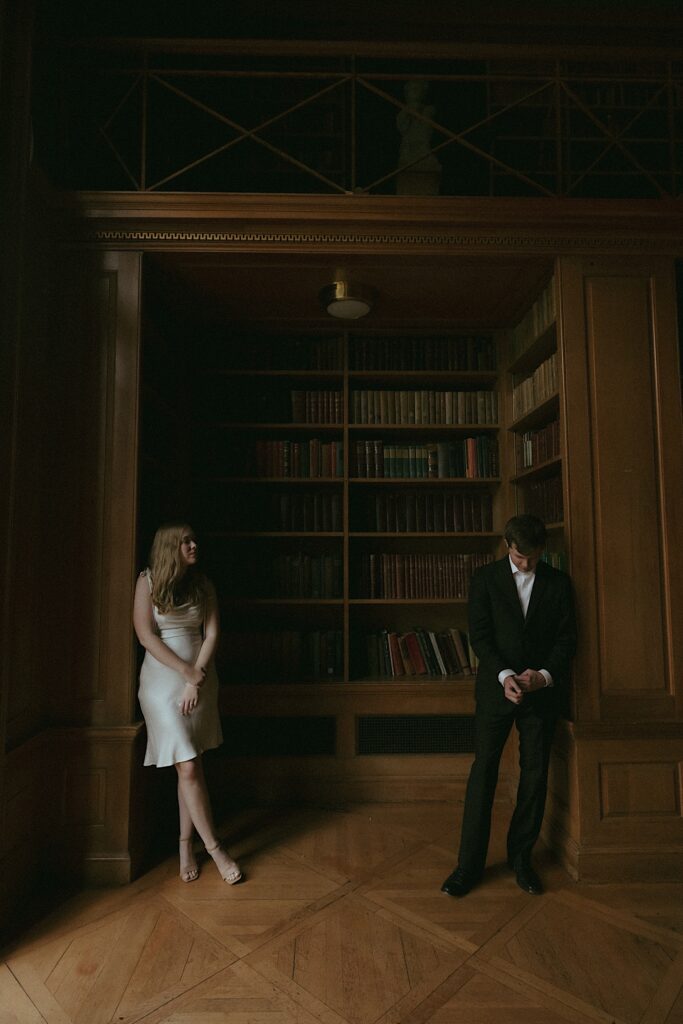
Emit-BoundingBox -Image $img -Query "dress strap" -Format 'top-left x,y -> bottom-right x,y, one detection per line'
141,568 -> 153,593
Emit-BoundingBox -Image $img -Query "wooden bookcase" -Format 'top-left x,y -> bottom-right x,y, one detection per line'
486,64 -> 559,196
502,275 -> 566,569
485,62 -> 678,199
190,328 -> 508,749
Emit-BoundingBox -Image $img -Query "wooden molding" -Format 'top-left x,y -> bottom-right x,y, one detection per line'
573,845 -> 683,883
59,193 -> 683,256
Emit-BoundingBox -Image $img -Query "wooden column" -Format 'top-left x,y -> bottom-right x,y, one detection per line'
49,249 -> 145,883
545,256 -> 683,880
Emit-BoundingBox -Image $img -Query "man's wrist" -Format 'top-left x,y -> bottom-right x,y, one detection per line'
498,669 -> 516,686
539,669 -> 553,688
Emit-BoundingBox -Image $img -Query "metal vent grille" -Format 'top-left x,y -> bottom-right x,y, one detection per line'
220,716 -> 336,756
357,715 -> 475,755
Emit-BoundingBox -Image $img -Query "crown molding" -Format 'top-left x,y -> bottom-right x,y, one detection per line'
58,192 -> 683,255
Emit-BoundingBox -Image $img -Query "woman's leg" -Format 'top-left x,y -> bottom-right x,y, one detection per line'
178,778 -> 195,840
175,757 -> 241,882
177,777 -> 199,881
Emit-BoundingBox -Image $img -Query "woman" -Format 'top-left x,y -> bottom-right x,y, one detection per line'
134,523 -> 242,884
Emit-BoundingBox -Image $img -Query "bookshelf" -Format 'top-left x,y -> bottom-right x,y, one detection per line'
504,275 -> 566,568
193,330 -> 505,699
486,62 -> 677,198
562,74 -> 672,198
486,67 -> 558,196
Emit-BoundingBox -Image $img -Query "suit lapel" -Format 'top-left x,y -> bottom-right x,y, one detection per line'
495,557 -> 525,622
525,560 -> 549,625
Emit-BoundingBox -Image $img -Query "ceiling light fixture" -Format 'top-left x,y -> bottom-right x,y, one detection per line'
320,279 -> 375,319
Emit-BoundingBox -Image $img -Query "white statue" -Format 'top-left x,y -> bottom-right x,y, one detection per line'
396,79 -> 442,193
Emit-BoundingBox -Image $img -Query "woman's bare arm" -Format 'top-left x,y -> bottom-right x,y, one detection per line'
194,579 -> 219,673
133,575 -> 205,689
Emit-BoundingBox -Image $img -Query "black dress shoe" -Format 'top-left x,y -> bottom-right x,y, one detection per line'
441,866 -> 479,897
513,865 -> 544,895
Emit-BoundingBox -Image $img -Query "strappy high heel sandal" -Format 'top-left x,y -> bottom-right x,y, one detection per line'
206,842 -> 242,884
179,837 -> 199,883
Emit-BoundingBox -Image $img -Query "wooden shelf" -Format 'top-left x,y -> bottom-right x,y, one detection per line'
512,455 -> 562,483
204,476 -> 343,484
348,423 -> 498,431
348,370 -> 498,384
207,369 -> 344,378
219,678 -> 476,694
208,531 -> 344,538
507,322 -> 557,376
349,598 -> 469,605
216,679 -> 478,720
349,476 -> 500,485
509,392 -> 560,432
351,531 -> 500,538
223,598 -> 344,606
208,422 -> 343,431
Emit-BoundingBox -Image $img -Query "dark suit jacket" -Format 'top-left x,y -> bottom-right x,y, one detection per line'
468,556 -> 577,715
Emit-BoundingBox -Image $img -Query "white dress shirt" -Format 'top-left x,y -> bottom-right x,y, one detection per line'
498,557 -> 553,688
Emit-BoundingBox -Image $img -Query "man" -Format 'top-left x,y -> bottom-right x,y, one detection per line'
442,514 -> 576,897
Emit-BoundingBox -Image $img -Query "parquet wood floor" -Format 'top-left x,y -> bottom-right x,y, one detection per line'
3,802 -> 683,1024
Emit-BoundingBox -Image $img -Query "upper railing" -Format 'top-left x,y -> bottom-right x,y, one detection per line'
32,45 -> 683,198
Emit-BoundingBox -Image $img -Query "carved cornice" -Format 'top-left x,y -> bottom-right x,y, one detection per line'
59,192 -> 683,255
76,226 -> 683,255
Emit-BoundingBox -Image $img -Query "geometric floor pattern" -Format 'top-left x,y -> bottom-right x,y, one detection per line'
3,802 -> 683,1024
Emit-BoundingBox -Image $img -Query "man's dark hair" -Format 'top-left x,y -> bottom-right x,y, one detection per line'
504,514 -> 546,553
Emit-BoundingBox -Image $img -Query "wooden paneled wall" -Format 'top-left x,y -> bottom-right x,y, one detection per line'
1,238 -> 146,936
544,257 -> 683,880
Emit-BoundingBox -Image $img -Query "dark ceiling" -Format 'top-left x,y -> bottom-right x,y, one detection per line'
36,0 -> 683,48
148,252 -> 552,331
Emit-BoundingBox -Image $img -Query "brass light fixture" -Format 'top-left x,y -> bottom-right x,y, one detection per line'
320,278 -> 375,319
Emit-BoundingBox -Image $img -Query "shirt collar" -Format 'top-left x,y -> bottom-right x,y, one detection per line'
509,555 -> 535,577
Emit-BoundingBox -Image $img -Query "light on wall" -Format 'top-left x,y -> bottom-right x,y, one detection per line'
320,279 -> 375,319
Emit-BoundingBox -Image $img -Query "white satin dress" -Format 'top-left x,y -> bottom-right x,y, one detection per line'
138,573 -> 223,768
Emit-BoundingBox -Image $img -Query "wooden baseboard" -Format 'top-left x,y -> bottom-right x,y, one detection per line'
541,810 -> 581,881
575,846 -> 683,883
206,752 -> 480,807
80,854 -> 135,887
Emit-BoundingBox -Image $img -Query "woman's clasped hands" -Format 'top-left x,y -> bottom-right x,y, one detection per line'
178,664 -> 206,715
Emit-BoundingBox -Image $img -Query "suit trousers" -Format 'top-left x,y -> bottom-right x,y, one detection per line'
458,697 -> 556,875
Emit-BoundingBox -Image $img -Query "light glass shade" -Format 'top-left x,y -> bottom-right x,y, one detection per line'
320,280 -> 374,319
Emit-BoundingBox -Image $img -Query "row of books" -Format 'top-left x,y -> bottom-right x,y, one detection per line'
269,492 -> 343,532
352,437 -> 499,479
524,476 -> 564,523
369,491 -> 494,533
351,389 -> 498,425
511,352 -> 559,420
216,335 -> 499,373
223,336 -> 344,371
253,440 -> 343,478
221,630 -> 343,681
219,489 -> 495,534
366,627 -> 478,679
349,335 -> 497,371
358,552 -> 494,599
516,418 -> 561,471
510,278 -> 556,359
291,390 -> 344,424
265,553 -> 342,599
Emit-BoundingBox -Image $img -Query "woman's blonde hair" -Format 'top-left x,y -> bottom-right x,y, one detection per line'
148,522 -> 206,614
